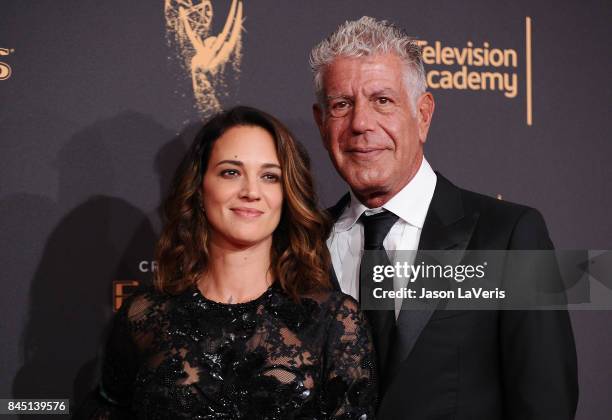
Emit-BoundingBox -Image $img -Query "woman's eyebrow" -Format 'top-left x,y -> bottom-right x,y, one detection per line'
215,159 -> 243,167
261,163 -> 281,169
215,160 -> 280,169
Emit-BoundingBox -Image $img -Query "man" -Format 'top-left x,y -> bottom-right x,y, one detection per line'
310,17 -> 578,419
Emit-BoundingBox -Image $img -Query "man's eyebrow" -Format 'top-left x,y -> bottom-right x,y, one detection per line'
326,94 -> 353,101
368,88 -> 396,97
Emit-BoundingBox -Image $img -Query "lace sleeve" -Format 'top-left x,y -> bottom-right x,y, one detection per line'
73,291 -> 152,419
323,295 -> 377,419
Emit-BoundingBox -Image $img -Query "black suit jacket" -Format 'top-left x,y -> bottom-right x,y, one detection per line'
327,174 -> 578,420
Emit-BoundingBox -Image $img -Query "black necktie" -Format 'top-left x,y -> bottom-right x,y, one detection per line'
359,210 -> 398,385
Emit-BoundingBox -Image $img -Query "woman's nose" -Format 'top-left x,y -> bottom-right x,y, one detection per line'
239,176 -> 261,201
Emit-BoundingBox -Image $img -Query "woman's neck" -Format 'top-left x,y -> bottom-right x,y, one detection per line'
198,236 -> 273,304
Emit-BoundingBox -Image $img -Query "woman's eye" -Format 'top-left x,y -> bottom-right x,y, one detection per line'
220,169 -> 240,177
262,173 -> 280,182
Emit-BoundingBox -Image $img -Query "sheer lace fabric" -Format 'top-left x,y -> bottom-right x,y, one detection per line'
75,284 -> 376,419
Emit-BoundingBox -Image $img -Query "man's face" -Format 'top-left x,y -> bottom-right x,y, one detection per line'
314,53 -> 434,207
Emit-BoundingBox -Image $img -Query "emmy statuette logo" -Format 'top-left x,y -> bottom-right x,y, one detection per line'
165,0 -> 244,114
0,48 -> 13,80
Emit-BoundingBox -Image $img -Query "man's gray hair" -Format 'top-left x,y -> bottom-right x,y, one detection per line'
309,16 -> 427,110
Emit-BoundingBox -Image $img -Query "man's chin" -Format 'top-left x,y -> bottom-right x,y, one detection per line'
348,181 -> 393,205
346,174 -> 389,192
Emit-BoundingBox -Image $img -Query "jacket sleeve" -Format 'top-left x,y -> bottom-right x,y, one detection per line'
500,208 -> 579,420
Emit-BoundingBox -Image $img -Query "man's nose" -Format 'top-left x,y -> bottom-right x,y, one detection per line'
350,100 -> 376,134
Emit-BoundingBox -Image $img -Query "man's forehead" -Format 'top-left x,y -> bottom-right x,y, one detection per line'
324,54 -> 403,81
324,53 -> 405,91
331,53 -> 402,67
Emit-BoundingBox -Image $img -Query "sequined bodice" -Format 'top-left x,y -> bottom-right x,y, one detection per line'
75,284 -> 376,419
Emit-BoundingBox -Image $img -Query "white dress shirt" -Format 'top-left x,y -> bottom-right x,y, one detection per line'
327,158 -> 437,318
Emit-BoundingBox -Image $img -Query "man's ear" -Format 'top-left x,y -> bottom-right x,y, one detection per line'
313,103 -> 329,150
417,92 -> 435,144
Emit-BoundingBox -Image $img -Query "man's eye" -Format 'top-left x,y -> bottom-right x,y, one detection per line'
376,97 -> 391,105
332,100 -> 350,109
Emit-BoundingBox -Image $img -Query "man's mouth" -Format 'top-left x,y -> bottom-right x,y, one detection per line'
346,148 -> 387,159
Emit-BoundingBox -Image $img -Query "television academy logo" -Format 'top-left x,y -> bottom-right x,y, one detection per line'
416,39 -> 519,99
0,47 -> 13,80
417,17 -> 534,126
164,0 -> 244,114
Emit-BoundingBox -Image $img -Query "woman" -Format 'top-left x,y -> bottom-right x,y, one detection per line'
76,106 -> 376,419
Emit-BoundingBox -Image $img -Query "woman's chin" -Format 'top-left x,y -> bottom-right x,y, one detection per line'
215,232 -> 274,250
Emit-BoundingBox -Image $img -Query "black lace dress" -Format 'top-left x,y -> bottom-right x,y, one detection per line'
75,283 -> 377,419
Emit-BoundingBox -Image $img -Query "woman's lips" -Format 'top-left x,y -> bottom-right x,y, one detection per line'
230,207 -> 264,218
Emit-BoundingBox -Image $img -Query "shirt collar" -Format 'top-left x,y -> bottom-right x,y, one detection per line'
334,157 -> 437,232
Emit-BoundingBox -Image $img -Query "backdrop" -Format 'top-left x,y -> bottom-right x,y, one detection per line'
1,1 -> 611,418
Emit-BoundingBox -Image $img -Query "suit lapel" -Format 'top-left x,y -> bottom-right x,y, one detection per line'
326,193 -> 350,221
326,193 -> 350,291
329,263 -> 341,290
327,180 -> 480,364
394,174 -> 479,363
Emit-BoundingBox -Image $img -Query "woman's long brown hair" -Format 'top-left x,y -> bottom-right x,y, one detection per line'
154,106 -> 332,300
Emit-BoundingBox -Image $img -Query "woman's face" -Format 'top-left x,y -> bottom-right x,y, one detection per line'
202,125 -> 283,249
